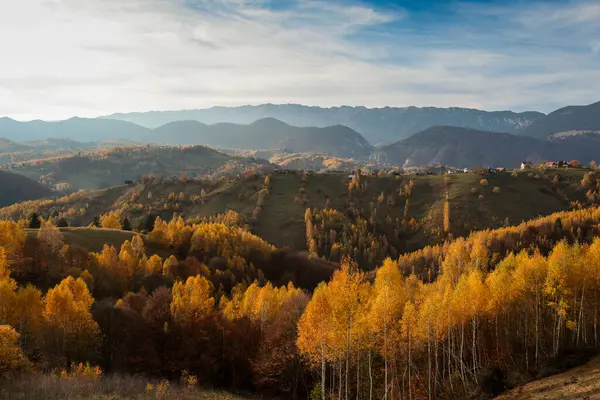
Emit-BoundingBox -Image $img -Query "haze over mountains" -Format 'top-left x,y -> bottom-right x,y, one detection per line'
153,118 -> 373,159
0,100 -> 599,168
103,104 -> 545,144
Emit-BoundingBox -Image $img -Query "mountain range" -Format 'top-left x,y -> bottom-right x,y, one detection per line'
1,100 -> 599,168
378,125 -> 600,168
103,104 -> 545,144
153,118 -> 373,158
0,117 -> 372,159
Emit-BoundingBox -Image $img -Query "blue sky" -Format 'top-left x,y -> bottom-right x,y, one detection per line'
1,0 -> 599,120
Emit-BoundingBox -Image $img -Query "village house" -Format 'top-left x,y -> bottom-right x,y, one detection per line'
521,161 -> 532,170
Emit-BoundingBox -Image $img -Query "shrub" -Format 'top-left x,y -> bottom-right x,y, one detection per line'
479,194 -> 485,201
478,366 -> 506,396
471,187 -> 478,194
492,186 -> 501,194
480,179 -> 488,186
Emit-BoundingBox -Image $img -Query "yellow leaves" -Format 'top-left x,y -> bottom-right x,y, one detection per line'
171,275 -> 215,325
465,270 -> 487,318
443,198 -> 450,233
118,240 -> 141,278
0,275 -> 17,325
297,282 -> 333,366
100,211 -> 122,229
0,221 -> 26,268
146,254 -> 164,275
0,325 -> 31,374
14,284 -> 44,339
79,270 -> 95,292
0,247 -> 9,280
544,241 -> 579,309
370,258 -> 405,341
162,255 -> 178,276
44,277 -> 99,346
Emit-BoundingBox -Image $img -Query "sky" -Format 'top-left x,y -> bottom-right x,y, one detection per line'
1,0 -> 599,120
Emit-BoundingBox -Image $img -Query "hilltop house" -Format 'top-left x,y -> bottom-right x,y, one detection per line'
521,161 -> 532,170
545,161 -> 558,168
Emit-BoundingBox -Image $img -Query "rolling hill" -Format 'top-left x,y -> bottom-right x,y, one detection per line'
1,168 -> 592,257
520,100 -> 600,139
4,145 -> 272,191
152,118 -> 373,158
103,104 -> 544,144
0,170 -> 53,207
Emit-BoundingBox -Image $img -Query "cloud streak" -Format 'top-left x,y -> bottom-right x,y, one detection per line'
0,0 -> 598,120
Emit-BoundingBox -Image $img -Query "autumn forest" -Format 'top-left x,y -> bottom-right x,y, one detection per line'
1,172 -> 600,400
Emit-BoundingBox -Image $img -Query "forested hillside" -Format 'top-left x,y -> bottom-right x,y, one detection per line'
4,201 -> 600,398
3,158 -> 600,399
1,167 -> 595,262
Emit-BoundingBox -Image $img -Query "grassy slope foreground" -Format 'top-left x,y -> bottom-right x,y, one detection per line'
0,373 -> 245,400
497,355 -> 600,399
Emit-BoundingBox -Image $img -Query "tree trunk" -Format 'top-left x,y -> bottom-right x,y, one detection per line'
356,350 -> 360,400
472,318 -> 478,384
525,312 -> 529,371
321,337 -> 326,400
578,283 -> 586,347
346,313 -> 350,400
339,362 -> 342,400
408,323 -> 412,400
536,290 -> 540,369
384,320 -> 388,400
427,321 -> 432,400
434,337 -> 439,396
368,349 -> 373,400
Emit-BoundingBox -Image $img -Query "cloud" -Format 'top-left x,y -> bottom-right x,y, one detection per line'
0,0 -> 599,120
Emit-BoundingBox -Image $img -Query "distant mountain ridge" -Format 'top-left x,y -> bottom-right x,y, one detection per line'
378,125 -> 600,168
152,118 -> 373,158
0,117 -> 149,142
102,104 -> 545,144
521,101 -> 600,139
0,116 -> 372,159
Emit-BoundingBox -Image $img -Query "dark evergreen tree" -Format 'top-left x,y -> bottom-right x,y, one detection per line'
143,214 -> 156,232
122,217 -> 132,231
28,213 -> 41,229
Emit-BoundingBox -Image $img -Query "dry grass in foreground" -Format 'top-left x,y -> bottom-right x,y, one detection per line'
0,373 -> 245,400
497,356 -> 600,400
